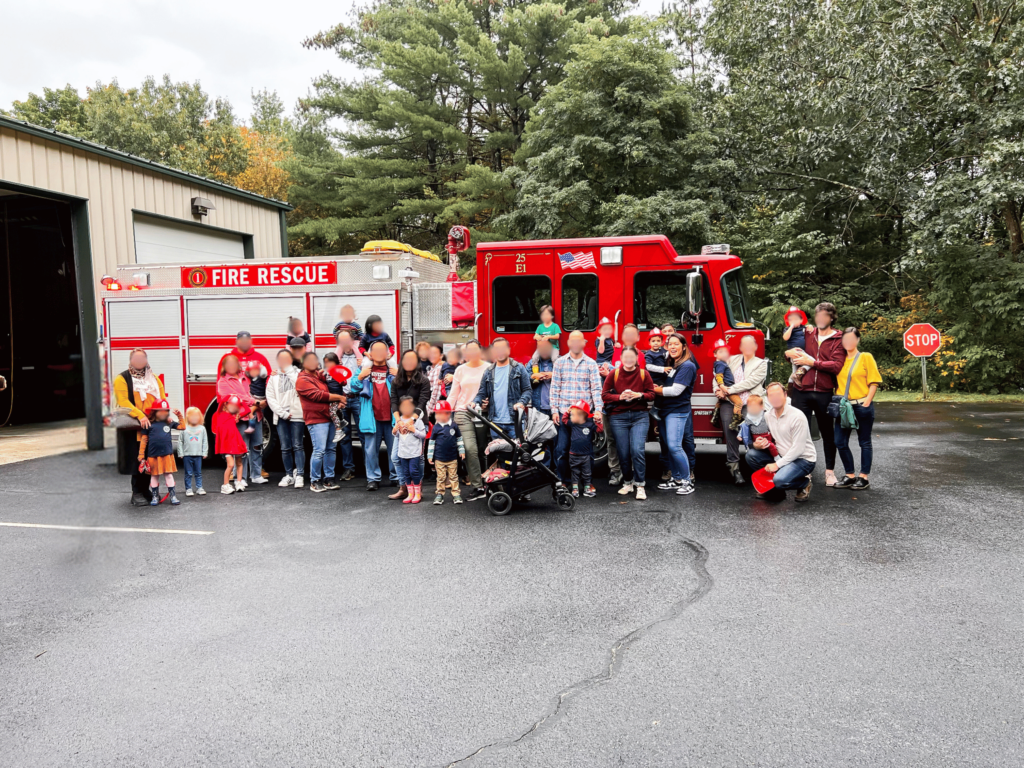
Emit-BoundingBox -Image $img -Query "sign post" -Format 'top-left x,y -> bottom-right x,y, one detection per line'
903,323 -> 941,400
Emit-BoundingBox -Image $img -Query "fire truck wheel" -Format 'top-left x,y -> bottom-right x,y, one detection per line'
592,429 -> 609,470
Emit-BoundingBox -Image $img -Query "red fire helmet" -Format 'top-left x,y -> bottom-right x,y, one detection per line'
570,399 -> 592,417
146,398 -> 171,414
783,305 -> 808,326
434,400 -> 453,413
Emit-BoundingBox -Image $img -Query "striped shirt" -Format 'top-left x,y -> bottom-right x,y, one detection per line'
550,352 -> 603,416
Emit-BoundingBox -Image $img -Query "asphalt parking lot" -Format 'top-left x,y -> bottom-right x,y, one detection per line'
2,403 -> 1023,767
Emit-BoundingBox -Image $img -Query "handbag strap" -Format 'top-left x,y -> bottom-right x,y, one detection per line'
843,353 -> 861,399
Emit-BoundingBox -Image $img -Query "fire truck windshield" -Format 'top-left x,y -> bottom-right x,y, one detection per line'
633,270 -> 716,331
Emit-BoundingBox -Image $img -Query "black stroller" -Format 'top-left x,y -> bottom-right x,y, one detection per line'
471,406 -> 576,515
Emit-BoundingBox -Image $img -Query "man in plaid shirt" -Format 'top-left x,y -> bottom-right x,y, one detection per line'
550,331 -> 603,484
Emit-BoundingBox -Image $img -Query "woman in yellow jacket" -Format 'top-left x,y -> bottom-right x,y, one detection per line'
114,348 -> 169,506
833,328 -> 882,490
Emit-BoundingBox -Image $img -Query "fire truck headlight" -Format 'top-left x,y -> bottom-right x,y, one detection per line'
600,246 -> 622,265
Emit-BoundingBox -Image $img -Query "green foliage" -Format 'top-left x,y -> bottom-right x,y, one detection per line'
7,85 -> 88,134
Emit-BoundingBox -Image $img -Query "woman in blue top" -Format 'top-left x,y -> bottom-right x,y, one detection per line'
655,333 -> 698,496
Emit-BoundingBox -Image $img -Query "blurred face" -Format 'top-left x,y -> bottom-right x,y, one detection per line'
567,331 -> 586,355
665,336 -> 683,358
324,359 -> 337,370
129,351 -> 148,370
715,347 -> 730,362
428,346 -> 442,364
570,408 -> 586,424
417,344 -> 430,361
224,357 -> 241,376
336,331 -> 354,351
815,309 -> 833,330
787,314 -> 802,328
446,349 -> 461,365
599,323 -> 612,337
739,335 -> 757,357
767,385 -> 786,410
622,327 -> 639,347
746,398 -> 764,418
402,351 -> 419,372
340,306 -> 355,322
187,411 -> 202,426
290,345 -> 304,360
237,336 -> 252,352
227,403 -> 240,414
289,318 -> 303,335
276,351 -> 293,370
649,335 -> 662,350
435,409 -> 451,423
842,331 -> 860,352
541,308 -> 554,325
537,339 -> 553,359
369,319 -> 383,336
370,342 -> 389,364
620,348 -> 638,370
463,343 -> 481,364
154,409 -> 169,421
493,340 -> 510,362
399,400 -> 415,417
303,354 -> 319,372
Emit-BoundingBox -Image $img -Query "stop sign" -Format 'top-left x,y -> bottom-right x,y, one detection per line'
903,323 -> 941,357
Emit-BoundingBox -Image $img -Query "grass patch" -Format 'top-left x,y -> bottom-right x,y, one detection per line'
874,390 -> 1024,404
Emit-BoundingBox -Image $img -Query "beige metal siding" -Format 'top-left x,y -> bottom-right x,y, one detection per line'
0,126 -> 285,294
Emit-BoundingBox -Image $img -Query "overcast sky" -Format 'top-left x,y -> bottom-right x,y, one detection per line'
2,0 -> 665,126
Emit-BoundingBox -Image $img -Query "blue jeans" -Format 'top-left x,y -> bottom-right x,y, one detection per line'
306,421 -> 337,483
391,436 -> 424,485
835,403 -> 875,475
663,411 -> 693,482
183,455 -> 203,490
363,420 -> 397,483
337,402 -> 359,473
554,420 -> 573,484
491,421 -> 515,441
610,411 -> 649,486
398,456 -> 424,485
744,449 -> 815,492
240,418 -> 263,480
276,418 -> 305,477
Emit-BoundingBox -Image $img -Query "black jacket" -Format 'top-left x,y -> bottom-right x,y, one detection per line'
390,375 -> 431,416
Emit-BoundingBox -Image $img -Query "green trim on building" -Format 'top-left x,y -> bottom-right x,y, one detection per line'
279,209 -> 290,258
0,115 -> 293,212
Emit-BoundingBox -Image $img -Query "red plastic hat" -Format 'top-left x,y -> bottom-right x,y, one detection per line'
648,328 -> 663,339
783,305 -> 808,326
246,359 -> 262,370
146,398 -> 170,414
434,400 -> 452,413
598,317 -> 612,327
226,395 -> 243,406
328,365 -> 352,384
751,468 -> 776,494
712,338 -> 731,353
570,399 -> 592,416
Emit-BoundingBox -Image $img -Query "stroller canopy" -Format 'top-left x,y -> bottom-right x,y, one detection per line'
522,407 -> 557,445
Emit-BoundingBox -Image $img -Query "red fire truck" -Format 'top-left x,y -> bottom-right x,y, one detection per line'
100,236 -> 764,471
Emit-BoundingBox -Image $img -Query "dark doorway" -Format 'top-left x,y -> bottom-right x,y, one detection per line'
0,194 -> 85,426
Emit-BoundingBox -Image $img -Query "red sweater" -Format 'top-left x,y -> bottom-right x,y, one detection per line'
602,366 -> 656,413
792,330 -> 845,393
296,370 -> 333,425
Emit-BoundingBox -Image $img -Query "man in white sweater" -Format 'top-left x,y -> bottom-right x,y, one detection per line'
744,381 -> 817,501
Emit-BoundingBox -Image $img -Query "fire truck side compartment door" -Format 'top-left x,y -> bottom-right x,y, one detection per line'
310,292 -> 398,361
106,297 -> 184,403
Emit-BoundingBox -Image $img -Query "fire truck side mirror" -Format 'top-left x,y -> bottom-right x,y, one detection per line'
686,271 -> 703,321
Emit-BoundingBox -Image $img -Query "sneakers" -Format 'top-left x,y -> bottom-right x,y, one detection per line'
294,475 -> 304,489
675,480 -> 695,496
278,474 -> 295,487
658,479 -> 680,491
332,430 -> 343,443
452,494 -> 464,504
824,470 -> 837,487
608,472 -> 623,487
322,480 -> 340,491
196,487 -> 206,496
233,480 -> 246,492
465,488 -> 487,501
583,485 -> 597,497
339,470 -> 356,482
434,494 -> 445,506
636,486 -> 647,500
185,488 -> 195,497
617,483 -> 634,496
796,478 -> 812,502
250,476 -> 268,485
366,480 -> 380,491
571,484 -> 580,498
220,483 -> 235,495
310,481 -> 327,493
244,426 -> 255,434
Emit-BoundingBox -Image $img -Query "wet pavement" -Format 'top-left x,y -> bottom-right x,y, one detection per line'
1,403 -> 1022,767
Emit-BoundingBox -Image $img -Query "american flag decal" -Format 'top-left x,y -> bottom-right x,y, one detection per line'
558,251 -> 596,270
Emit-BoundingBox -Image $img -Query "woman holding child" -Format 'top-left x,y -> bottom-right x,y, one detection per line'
715,334 -> 768,486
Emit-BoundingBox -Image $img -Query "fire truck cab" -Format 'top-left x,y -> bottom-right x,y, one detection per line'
476,235 -> 764,440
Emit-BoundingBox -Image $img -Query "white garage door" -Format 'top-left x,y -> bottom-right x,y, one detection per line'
134,214 -> 245,265
312,292 -> 396,360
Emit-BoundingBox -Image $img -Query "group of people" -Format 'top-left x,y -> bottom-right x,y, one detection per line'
115,299 -> 881,507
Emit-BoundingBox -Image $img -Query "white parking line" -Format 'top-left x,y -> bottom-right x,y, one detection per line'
0,522 -> 213,536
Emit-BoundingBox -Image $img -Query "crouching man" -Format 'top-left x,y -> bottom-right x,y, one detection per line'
744,381 -> 817,502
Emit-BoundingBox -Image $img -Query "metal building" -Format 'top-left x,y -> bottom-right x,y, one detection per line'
0,115 -> 291,448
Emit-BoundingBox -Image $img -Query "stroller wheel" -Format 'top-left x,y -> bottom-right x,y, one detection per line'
487,491 -> 513,516
556,491 -> 576,512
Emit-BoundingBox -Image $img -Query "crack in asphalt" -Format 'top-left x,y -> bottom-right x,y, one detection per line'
437,512 -> 713,767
